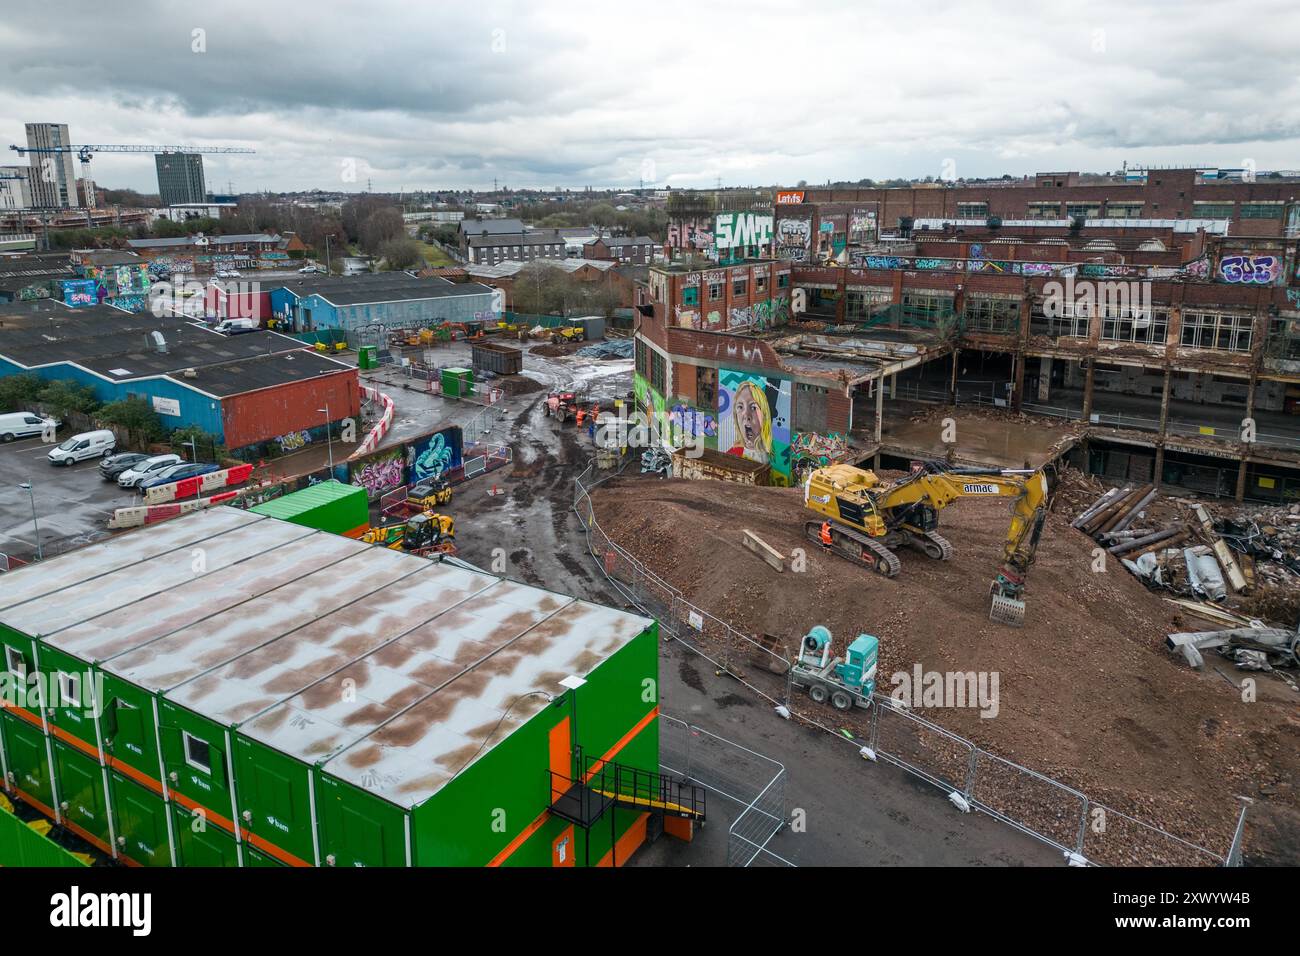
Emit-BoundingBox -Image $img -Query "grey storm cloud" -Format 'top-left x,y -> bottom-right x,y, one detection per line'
2,0 -> 1298,191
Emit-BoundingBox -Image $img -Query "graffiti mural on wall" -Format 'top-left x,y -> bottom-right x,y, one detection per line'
667,218 -> 715,255
61,279 -> 97,307
408,426 -> 464,483
717,369 -> 793,485
1218,254 -> 1282,285
1181,255 -> 1210,280
726,297 -> 790,333
792,431 -> 850,476
18,284 -> 51,300
147,256 -> 195,280
776,216 -> 812,262
276,430 -> 312,453
350,448 -> 406,500
848,210 -> 877,244
668,403 -> 718,446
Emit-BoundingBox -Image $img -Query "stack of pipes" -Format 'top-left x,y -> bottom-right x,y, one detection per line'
1074,483 -> 1191,564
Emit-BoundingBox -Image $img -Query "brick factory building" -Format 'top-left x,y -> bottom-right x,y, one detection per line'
633,175 -> 1300,502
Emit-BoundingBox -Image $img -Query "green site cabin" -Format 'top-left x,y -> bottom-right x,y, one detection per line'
249,479 -> 369,537
0,508 -> 354,862
0,505 -> 663,867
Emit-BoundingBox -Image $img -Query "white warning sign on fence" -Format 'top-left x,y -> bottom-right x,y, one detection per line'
688,611 -> 704,631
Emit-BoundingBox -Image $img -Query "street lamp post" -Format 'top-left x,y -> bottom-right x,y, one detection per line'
19,482 -> 41,561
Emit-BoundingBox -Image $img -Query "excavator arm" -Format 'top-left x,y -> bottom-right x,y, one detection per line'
882,466 -> 1048,625
804,462 -> 1049,626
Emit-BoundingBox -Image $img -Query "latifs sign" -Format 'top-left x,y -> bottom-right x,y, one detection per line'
774,190 -> 805,205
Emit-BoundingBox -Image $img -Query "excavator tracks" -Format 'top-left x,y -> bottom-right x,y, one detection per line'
806,521 -> 902,578
913,531 -> 954,561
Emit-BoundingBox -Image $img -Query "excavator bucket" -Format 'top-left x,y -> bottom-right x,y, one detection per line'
989,594 -> 1025,627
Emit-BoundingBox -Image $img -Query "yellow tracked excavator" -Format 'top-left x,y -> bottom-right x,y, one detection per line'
803,462 -> 1049,626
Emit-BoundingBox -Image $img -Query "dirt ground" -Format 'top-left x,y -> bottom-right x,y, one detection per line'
590,472 -> 1300,865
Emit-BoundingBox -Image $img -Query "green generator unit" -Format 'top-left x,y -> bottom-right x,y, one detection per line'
250,481 -> 369,537
358,345 -> 378,369
440,367 -> 474,398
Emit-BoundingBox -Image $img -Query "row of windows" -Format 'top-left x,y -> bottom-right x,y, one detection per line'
1181,311 -> 1254,352
964,297 -> 1020,333
686,274 -> 779,304
1102,313 -> 1169,345
900,292 -> 954,318
1029,305 -> 1254,352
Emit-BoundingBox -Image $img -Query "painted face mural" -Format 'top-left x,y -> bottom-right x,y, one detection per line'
717,370 -> 792,484
729,381 -> 771,464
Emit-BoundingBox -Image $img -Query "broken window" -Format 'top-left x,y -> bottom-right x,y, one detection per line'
963,296 -> 1019,334
1180,311 -> 1253,352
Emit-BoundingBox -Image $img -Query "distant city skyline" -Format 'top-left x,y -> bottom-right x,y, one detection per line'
3,0 -> 1298,196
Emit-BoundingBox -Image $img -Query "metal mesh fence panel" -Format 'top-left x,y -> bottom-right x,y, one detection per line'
871,699 -> 974,794
1080,804 -> 1225,867
967,751 -> 1087,854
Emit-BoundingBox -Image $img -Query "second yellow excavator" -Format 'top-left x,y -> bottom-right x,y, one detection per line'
803,462 -> 1049,626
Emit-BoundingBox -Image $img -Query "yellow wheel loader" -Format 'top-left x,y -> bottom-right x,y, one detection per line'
803,462 -> 1049,626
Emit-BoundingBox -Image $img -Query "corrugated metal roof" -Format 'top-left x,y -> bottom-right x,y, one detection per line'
2,507 -> 654,812
0,507 -> 262,616
44,530 -> 363,664
237,579 -> 571,771
103,545 -> 420,692
321,598 -> 650,808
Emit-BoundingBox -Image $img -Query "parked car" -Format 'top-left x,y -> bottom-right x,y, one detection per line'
99,452 -> 151,481
0,411 -> 59,443
47,430 -> 116,466
138,461 -> 220,493
117,453 -> 183,488
214,318 -> 257,335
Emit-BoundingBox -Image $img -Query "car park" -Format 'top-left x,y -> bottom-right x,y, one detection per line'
117,453 -> 183,488
46,430 -> 116,466
98,452 -> 152,481
0,411 -> 59,442
138,461 -> 220,492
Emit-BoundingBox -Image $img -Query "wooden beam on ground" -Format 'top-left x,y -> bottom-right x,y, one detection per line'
742,529 -> 787,572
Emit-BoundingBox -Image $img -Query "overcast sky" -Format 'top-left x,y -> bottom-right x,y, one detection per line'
3,0 -> 1298,194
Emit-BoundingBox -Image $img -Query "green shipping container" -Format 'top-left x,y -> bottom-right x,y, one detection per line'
250,480 -> 369,536
440,367 -> 474,398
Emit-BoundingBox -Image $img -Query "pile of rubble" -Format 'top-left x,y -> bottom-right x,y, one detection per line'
575,340 -> 634,359
1069,476 -> 1299,677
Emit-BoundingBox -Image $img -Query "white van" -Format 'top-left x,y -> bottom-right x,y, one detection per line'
47,429 -> 116,466
214,318 -> 257,335
0,411 -> 58,443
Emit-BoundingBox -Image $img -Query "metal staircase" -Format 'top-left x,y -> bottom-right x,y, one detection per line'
547,747 -> 706,863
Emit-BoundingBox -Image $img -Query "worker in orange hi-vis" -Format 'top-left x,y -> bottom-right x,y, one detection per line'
819,520 -> 834,549
576,408 -> 585,427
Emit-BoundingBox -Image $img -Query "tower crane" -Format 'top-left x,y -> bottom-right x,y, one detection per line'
9,144 -> 255,164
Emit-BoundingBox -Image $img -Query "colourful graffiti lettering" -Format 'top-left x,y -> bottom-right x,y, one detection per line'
792,430 -> 850,477
276,430 -> 311,453
351,450 -> 405,499
1218,254 -> 1280,285
668,404 -> 717,442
